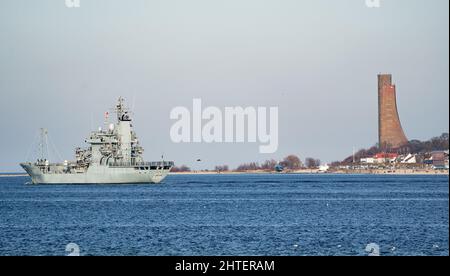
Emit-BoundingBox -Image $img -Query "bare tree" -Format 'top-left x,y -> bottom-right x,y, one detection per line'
281,155 -> 302,170
315,159 -> 321,167
330,161 -> 342,168
215,165 -> 229,172
305,157 -> 316,168
260,159 -> 278,170
170,165 -> 191,172
305,158 -> 321,168
235,162 -> 260,171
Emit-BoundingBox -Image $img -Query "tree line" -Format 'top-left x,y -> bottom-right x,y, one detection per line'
339,133 -> 449,164
170,154 -> 322,172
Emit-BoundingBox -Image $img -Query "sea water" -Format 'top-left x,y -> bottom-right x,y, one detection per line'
0,174 -> 448,256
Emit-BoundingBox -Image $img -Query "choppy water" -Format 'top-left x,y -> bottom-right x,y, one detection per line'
0,174 -> 448,256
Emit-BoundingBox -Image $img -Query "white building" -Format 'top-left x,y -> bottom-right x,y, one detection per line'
360,158 -> 375,164
400,154 -> 417,164
318,164 -> 330,172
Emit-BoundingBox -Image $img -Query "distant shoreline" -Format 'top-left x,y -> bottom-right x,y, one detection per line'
170,169 -> 449,176
0,174 -> 28,177
1,170 -> 447,178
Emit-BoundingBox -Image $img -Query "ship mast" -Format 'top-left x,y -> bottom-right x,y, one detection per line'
39,128 -> 49,161
115,97 -> 131,122
115,97 -> 132,164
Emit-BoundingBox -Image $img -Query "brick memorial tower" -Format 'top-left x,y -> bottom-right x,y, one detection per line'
378,74 -> 408,150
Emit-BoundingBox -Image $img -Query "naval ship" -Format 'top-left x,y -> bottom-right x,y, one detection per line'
20,97 -> 174,184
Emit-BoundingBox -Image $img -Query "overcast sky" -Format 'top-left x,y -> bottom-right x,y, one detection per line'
0,0 -> 448,172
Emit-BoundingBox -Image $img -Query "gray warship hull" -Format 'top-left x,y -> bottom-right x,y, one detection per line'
21,98 -> 174,185
21,163 -> 172,184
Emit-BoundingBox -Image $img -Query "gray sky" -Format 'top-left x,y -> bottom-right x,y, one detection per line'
0,0 -> 448,172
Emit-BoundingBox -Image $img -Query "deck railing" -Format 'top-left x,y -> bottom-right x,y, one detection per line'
109,161 -> 174,168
